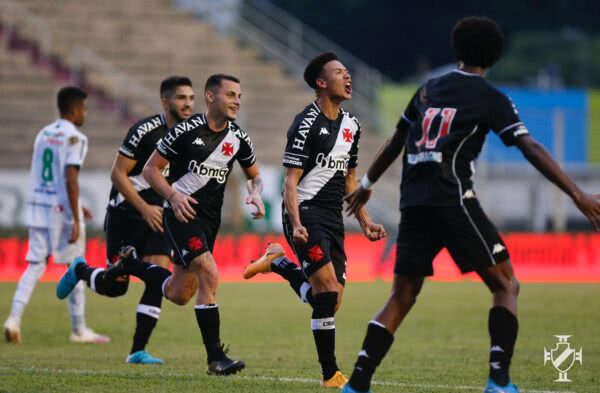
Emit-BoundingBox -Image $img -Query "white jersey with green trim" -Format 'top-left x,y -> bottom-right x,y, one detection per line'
25,119 -> 88,228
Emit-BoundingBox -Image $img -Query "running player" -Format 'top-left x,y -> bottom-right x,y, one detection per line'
4,87 -> 109,344
57,77 -> 195,364
243,52 -> 385,388
103,74 -> 264,375
341,17 -> 600,393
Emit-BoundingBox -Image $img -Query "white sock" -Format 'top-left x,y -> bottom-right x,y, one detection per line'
8,262 -> 46,324
68,281 -> 86,333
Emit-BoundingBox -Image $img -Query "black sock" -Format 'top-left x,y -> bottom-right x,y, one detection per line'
75,263 -> 94,282
271,257 -> 314,306
128,263 -> 172,294
130,285 -> 163,354
348,321 -> 394,392
195,305 -> 224,363
311,292 -> 338,380
488,306 -> 518,386
81,266 -> 129,297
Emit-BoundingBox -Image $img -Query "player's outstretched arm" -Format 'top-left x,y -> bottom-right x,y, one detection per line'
344,123 -> 409,216
65,165 -> 81,243
345,168 -> 386,241
516,134 -> 600,230
242,164 -> 265,220
143,151 -> 197,223
111,153 -> 163,232
283,167 -> 309,244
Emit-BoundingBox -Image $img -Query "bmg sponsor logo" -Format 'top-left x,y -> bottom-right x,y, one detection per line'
315,153 -> 349,174
188,160 -> 229,183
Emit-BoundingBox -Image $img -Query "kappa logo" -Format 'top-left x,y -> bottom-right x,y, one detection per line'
302,260 -> 310,268
192,137 -> 204,146
492,243 -> 506,255
462,189 -> 476,199
544,335 -> 583,382
319,127 -> 330,135
181,249 -> 189,256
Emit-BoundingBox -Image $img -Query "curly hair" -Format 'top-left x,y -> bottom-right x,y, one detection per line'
452,16 -> 503,69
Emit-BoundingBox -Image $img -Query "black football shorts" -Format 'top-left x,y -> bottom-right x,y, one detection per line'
163,207 -> 219,267
104,206 -> 172,266
395,199 -> 510,276
283,204 -> 347,286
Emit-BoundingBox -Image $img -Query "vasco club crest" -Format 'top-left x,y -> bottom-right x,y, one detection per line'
543,335 -> 583,382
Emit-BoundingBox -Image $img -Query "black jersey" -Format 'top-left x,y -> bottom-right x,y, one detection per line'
108,113 -> 168,218
282,102 -> 360,212
156,113 -> 256,223
398,70 -> 529,208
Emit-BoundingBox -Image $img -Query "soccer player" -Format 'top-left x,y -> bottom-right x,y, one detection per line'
104,74 -> 264,375
243,52 -> 385,388
56,76 -> 195,364
341,17 -> 600,393
3,87 -> 109,344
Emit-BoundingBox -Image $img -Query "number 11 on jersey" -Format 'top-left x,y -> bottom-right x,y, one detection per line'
415,107 -> 457,149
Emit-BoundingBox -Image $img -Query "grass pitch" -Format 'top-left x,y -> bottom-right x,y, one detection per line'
0,281 -> 598,393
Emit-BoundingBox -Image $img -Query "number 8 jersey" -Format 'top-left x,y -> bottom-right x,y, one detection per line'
399,70 -> 528,208
25,119 -> 88,227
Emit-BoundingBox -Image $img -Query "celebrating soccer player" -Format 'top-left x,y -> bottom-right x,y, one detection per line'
102,74 -> 264,375
4,87 -> 108,344
341,17 -> 600,393
57,76 -> 195,364
243,52 -> 385,388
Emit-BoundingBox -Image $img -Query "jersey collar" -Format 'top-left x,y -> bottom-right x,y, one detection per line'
453,69 -> 482,77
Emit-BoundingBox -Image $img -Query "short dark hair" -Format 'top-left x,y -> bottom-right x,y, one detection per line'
304,51 -> 339,89
57,87 -> 87,115
204,74 -> 240,92
452,16 -> 503,69
160,76 -> 192,98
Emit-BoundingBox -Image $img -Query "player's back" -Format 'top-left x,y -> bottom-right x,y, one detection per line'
400,70 -> 526,208
26,119 -> 88,227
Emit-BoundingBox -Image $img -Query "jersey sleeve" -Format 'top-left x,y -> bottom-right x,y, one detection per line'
349,121 -> 361,168
396,87 -> 421,128
118,124 -> 141,160
488,90 -> 529,146
236,132 -> 256,168
156,127 -> 185,161
65,134 -> 87,167
282,116 -> 312,169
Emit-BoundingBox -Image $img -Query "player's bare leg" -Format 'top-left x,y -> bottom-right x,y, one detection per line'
163,264 -> 198,306
477,259 -> 520,391
309,262 -> 347,388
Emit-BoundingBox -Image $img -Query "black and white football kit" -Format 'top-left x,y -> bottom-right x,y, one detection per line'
156,113 -> 256,266
282,102 -> 361,286
105,114 -> 171,265
395,70 -> 528,276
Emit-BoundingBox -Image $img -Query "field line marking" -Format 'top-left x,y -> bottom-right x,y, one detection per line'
0,365 -> 576,393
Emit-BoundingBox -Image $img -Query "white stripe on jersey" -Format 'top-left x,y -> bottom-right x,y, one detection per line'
297,113 -> 357,204
171,130 -> 240,196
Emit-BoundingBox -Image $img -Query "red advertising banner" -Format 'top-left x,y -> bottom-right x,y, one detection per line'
0,234 -> 599,283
